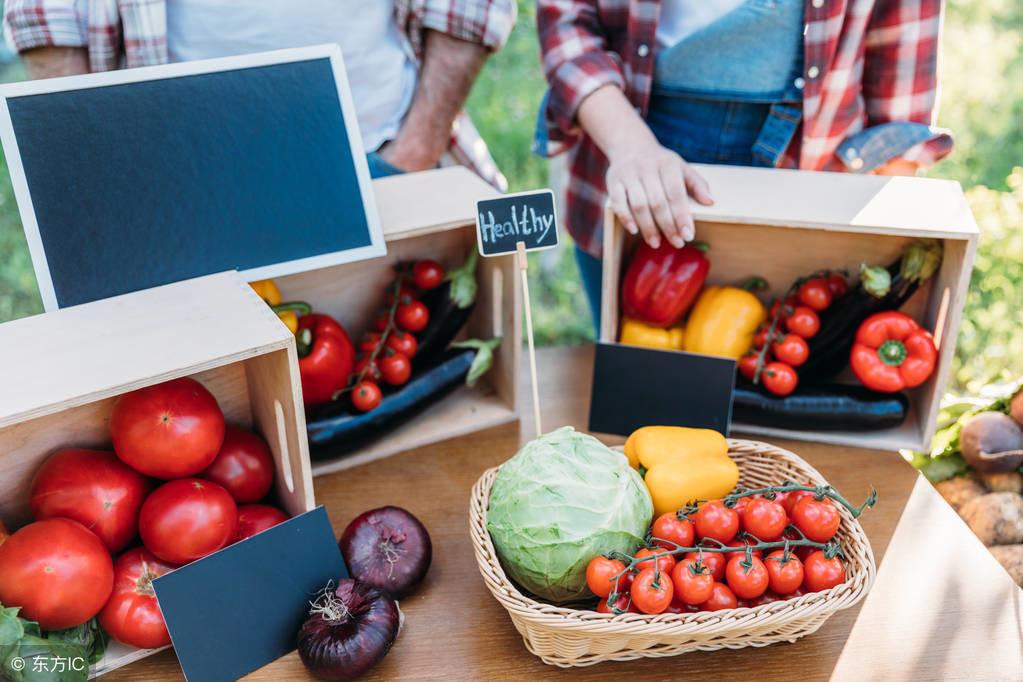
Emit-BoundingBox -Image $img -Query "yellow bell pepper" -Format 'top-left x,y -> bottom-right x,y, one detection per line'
620,317 -> 685,350
683,279 -> 767,359
624,426 -> 739,516
249,279 -> 282,306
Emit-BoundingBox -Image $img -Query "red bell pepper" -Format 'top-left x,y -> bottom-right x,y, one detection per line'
296,313 -> 355,406
621,241 -> 710,327
850,311 -> 937,393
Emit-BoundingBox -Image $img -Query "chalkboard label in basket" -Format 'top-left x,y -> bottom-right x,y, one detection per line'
476,189 -> 559,257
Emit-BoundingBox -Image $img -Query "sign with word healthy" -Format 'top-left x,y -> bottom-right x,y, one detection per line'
475,190 -> 559,257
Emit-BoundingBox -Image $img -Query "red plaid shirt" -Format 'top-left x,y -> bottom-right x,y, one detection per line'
537,0 -> 954,256
3,0 -> 515,191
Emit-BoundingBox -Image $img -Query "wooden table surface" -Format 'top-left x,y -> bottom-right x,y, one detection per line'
110,345 -> 1023,681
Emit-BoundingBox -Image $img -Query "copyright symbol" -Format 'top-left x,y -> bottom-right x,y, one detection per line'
9,656 -> 25,671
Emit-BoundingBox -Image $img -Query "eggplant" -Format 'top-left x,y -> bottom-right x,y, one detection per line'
800,239 -> 942,380
414,280 -> 475,367
307,348 -> 476,457
733,381 -> 909,431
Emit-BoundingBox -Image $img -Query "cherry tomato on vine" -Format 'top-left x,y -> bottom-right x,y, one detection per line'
372,313 -> 389,333
742,497 -> 789,541
354,355 -> 382,382
385,331 -> 418,358
726,555 -> 769,599
731,496 -> 752,518
685,551 -> 726,581
771,334 -> 809,367
379,351 -> 412,386
764,550 -> 804,595
585,556 -> 626,598
738,353 -> 760,382
671,559 -> 714,605
803,551 -> 846,592
635,547 -> 676,575
724,538 -> 763,562
351,381 -> 382,412
791,497 -> 841,543
753,325 -> 776,350
798,278 -> 833,311
826,272 -> 849,297
359,333 -> 382,354
769,295 -> 798,320
385,284 -> 417,306
412,260 -> 445,290
693,501 -> 739,543
780,488 -> 815,515
762,362 -> 799,396
596,592 -> 638,614
396,301 -> 429,332
699,582 -> 738,611
651,513 -> 695,550
630,568 -> 673,614
785,306 -> 820,339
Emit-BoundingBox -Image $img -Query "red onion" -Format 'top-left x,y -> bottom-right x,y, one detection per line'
338,506 -> 431,599
297,579 -> 400,681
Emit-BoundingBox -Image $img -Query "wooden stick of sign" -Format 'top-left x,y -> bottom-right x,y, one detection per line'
516,241 -> 542,436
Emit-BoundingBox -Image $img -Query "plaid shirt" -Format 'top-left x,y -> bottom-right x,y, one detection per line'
536,0 -> 955,256
3,0 -> 515,191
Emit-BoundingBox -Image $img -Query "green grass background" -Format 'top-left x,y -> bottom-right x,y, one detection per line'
1,0 -> 1021,395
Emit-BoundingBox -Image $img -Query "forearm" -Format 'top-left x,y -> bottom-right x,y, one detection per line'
385,29 -> 488,170
576,84 -> 657,161
22,45 -> 88,79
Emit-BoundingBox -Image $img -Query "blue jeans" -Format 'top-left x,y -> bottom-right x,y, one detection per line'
366,151 -> 405,179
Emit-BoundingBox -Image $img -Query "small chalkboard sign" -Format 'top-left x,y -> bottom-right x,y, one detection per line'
476,189 -> 558,257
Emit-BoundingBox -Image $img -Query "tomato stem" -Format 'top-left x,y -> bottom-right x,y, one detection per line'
722,482 -> 877,518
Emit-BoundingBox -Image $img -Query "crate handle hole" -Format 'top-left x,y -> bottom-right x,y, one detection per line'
275,399 -> 295,493
492,267 -> 503,338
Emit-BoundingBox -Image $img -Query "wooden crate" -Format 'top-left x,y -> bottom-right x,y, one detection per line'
600,165 -> 978,451
278,167 -> 521,476
0,271 -> 312,676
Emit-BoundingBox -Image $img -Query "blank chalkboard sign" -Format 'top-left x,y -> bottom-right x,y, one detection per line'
0,45 -> 384,310
476,189 -> 558,256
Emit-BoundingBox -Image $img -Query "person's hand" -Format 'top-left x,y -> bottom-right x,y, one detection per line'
22,46 -> 89,80
873,158 -> 919,177
606,138 -> 713,249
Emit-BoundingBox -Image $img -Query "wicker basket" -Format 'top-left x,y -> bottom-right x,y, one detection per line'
469,439 -> 876,667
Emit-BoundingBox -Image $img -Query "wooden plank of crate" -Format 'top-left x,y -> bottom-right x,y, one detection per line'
0,272 -> 291,427
372,167 -> 500,241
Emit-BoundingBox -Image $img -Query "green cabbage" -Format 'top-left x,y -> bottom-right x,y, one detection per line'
486,427 -> 653,603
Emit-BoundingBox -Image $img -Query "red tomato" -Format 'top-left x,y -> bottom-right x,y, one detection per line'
99,547 -> 175,648
651,513 -> 695,550
671,559 -> 714,605
396,301 -> 429,332
630,568 -> 673,614
798,278 -> 833,311
235,504 -> 290,542
596,592 -> 638,614
791,497 -> 841,543
771,334 -> 809,367
354,355 -> 382,382
359,333 -> 382,354
724,538 -> 763,562
685,551 -> 726,581
753,325 -> 775,350
769,295 -> 798,320
749,590 -> 784,607
827,272 -> 849,297
372,313 -> 389,333
635,547 -> 676,575
30,448 -> 150,553
731,496 -> 752,518
139,479 -> 237,565
200,426 -> 275,504
803,551 -> 846,592
352,380 -> 383,412
110,377 -> 226,479
379,351 -> 412,386
385,331 -> 418,358
385,284 -> 417,306
738,353 -> 760,382
741,497 -> 788,541
780,488 -> 815,515
764,550 -> 805,595
762,362 -> 799,397
0,519 -> 113,630
693,500 -> 740,543
699,582 -> 738,611
785,306 -> 821,339
726,555 -> 769,599
585,556 -> 626,598
412,260 -> 445,290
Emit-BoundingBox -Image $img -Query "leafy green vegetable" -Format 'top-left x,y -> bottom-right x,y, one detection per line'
450,337 -> 501,387
0,605 -> 106,682
486,427 -> 653,603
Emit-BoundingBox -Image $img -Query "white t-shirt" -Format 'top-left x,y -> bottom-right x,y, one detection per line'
656,0 -> 747,47
164,0 -> 417,152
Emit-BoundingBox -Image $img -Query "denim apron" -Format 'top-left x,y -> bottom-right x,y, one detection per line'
647,0 -> 805,167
